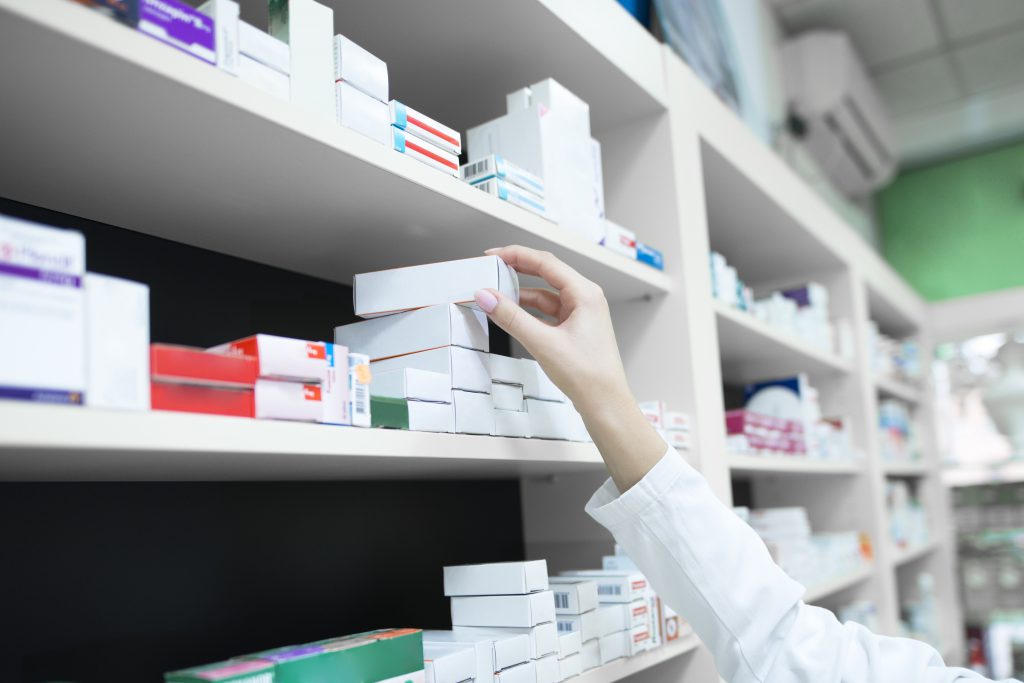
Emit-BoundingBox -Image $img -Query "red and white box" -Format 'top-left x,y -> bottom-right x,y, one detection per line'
150,382 -> 254,417
255,379 -> 323,421
663,410 -> 691,431
390,100 -> 462,155
392,127 -> 459,177
210,334 -> 327,383
150,344 -> 258,388
601,220 -> 636,259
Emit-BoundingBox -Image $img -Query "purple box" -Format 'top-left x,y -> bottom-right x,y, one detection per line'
137,0 -> 216,65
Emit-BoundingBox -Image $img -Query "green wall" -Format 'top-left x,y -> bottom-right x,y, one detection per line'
878,141 -> 1024,302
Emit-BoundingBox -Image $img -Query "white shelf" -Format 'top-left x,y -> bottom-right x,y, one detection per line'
804,565 -> 874,603
882,461 -> 930,477
875,376 -> 923,404
714,301 -> 854,383
0,0 -> 672,303
576,634 -> 701,683
891,539 -> 940,568
727,453 -> 864,476
0,402 -> 605,481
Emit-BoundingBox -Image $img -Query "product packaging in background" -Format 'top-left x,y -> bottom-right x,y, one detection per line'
392,127 -> 460,177
392,101 -> 462,156
137,0 -> 216,65
444,560 -> 549,596
473,178 -> 548,220
269,0 -> 334,121
84,273 -> 150,411
348,352 -> 372,427
198,0 -> 240,75
336,81 -> 390,145
336,304 -> 488,361
334,34 -> 388,103
461,155 -> 544,197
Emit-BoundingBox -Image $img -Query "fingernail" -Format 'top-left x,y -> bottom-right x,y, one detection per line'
484,247 -> 501,255
475,288 -> 498,313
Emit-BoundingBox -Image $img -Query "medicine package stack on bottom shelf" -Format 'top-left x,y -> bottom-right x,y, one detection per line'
446,561 -> 560,683
548,577 -> 598,674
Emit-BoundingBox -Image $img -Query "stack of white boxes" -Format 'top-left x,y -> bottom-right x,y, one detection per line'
422,630 -> 533,683
561,569 -> 655,664
602,547 -> 693,644
467,79 -> 605,243
549,577 -> 598,674
334,34 -> 390,146
639,401 -> 692,453
446,561 -> 560,683
460,155 -> 548,220
390,100 -> 462,177
198,0 -> 291,102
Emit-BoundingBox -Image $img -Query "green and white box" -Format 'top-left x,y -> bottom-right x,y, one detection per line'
165,659 -> 274,683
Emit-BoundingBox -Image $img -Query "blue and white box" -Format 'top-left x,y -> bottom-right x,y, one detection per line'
636,242 -> 664,270
461,155 -> 544,198
473,178 -> 547,220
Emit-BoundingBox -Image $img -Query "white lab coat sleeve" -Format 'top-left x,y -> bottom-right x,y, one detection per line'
585,448 -> 1004,683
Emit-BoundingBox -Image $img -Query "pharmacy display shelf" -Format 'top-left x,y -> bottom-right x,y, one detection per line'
882,461 -> 931,477
715,301 -> 854,384
576,633 -> 701,683
0,402 -> 607,482
875,376 -> 924,404
726,454 -> 864,476
0,0 -> 672,304
804,564 -> 874,603
890,539 -> 940,568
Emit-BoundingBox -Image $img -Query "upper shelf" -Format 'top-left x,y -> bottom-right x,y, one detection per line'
0,1 -> 672,303
0,402 -> 605,481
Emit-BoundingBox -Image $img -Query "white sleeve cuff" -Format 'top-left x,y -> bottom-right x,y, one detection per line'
585,447 -> 690,531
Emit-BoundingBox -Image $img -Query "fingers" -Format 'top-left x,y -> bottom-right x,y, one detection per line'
485,245 -> 582,293
475,288 -> 551,350
518,287 -> 562,318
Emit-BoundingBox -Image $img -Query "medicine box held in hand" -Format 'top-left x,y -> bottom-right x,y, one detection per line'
211,334 -> 327,383
451,591 -> 556,628
336,304 -> 488,361
391,101 -> 461,155
444,560 -> 548,597
548,577 -> 598,615
334,34 -> 388,102
453,624 -> 557,660
372,347 -> 490,394
85,273 -> 150,411
461,155 -> 544,197
392,127 -> 460,177
137,0 -> 216,65
336,81 -> 390,146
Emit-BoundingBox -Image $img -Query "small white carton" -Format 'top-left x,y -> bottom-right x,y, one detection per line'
333,34 -> 388,102
409,400 -> 455,433
198,0 -> 240,75
84,273 -> 150,411
598,601 -> 648,633
473,178 -> 547,220
450,590 -> 556,628
556,632 -> 582,659
548,577 -> 598,615
487,354 -> 527,386
210,334 -> 326,383
238,54 -> 289,101
453,624 -> 557,660
597,631 -> 626,665
662,429 -> 692,450
239,20 -> 289,74
371,346 -> 490,394
557,653 -> 581,682
445,560 -> 548,596
455,389 -> 495,435
424,630 -> 530,676
534,655 -> 559,683
348,352 -> 372,427
491,382 -> 524,411
601,220 -> 636,259
556,611 -> 600,642
392,127 -> 460,177
269,0 -> 334,120
336,304 -> 488,360
529,79 -> 591,137
336,81 -> 390,146
391,100 -> 461,155
663,410 -> 691,431
371,368 -> 451,403
255,378 -> 322,421
424,642 -> 477,683
561,571 -> 648,604
494,409 -> 530,438
461,155 -> 544,198
526,399 -> 574,440
322,342 -> 350,425
579,639 -> 600,672
495,661 -> 535,683
354,255 -> 518,319
521,360 -> 564,402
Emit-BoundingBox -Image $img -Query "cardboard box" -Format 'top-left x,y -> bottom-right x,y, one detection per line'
444,560 -> 548,597
165,658 -> 275,682
392,127 -> 460,177
0,216 -> 86,405
461,155 -> 544,198
453,624 -> 558,660
521,361 -> 564,402
455,389 -> 495,435
579,639 -> 599,672
238,54 -> 290,101
450,591 -> 556,628
371,395 -> 407,429
249,628 -> 424,683
597,601 -> 648,634
472,178 -> 547,220
424,642 -> 476,683
556,610 -> 600,642
150,382 -> 254,417
197,0 -> 240,74
491,382 -> 524,412
494,661 -> 534,683
601,220 -> 636,259
336,81 -> 390,146
84,274 -> 150,411
494,409 -> 530,438
355,256 -> 518,319
423,630 -> 530,676
150,345 -> 257,387
410,400 -> 454,432
548,577 -> 598,615
372,368 -> 451,403
487,354 -> 527,386
255,378 -> 322,421
322,342 -> 349,425
239,20 -> 289,74
534,655 -> 559,683
526,399 -> 573,440
636,242 -> 664,270
557,653 -> 581,682
334,34 -> 388,102
336,304 -> 488,361
557,632 -> 582,659
269,0 -> 334,121
211,335 -> 326,383
348,352 -> 372,427
371,346 -> 490,394
391,101 -> 461,155
561,571 -> 647,604
597,631 -> 626,665
137,0 -> 216,65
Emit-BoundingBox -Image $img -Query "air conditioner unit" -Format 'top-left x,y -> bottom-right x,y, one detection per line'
782,31 -> 897,197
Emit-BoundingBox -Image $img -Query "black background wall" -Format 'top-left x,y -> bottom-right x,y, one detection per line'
0,199 -> 522,682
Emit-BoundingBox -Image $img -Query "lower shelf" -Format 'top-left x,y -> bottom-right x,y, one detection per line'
891,539 -> 940,568
0,401 -> 604,481
803,565 -> 874,603
577,633 -> 701,683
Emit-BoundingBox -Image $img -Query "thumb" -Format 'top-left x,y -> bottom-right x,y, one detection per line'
475,288 -> 549,350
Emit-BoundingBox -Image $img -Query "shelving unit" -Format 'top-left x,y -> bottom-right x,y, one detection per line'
0,0 -> 964,678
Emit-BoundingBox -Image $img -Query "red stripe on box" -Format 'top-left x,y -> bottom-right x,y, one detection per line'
405,139 -> 458,170
407,114 -> 459,148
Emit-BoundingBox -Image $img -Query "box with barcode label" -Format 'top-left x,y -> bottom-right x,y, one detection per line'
453,624 -> 557,660
461,155 -> 544,198
561,570 -> 647,603
392,127 -> 459,177
548,577 -> 598,615
473,178 -> 547,220
391,101 -> 461,155
348,352 -> 372,427
555,610 -> 599,642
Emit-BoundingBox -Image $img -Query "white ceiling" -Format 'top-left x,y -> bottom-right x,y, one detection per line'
776,0 -> 1024,164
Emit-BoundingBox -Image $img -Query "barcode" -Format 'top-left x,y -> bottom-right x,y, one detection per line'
475,179 -> 497,194
554,592 -> 569,609
557,621 -> 573,633
353,382 -> 368,416
462,159 -> 491,178
598,584 -> 622,596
